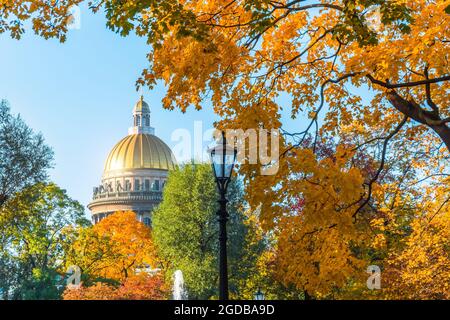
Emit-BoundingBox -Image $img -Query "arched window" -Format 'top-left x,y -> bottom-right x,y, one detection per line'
136,116 -> 141,126
134,179 -> 140,191
145,116 -> 150,126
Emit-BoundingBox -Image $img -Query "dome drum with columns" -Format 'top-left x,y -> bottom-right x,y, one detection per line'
88,97 -> 176,225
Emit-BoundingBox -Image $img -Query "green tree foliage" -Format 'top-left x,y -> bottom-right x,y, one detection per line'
0,100 -> 53,206
152,163 -> 264,299
0,183 -> 89,299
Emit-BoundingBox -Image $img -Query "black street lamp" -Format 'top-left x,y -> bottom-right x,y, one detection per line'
210,131 -> 237,300
254,288 -> 265,300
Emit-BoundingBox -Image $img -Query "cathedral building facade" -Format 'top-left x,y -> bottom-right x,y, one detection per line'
88,97 -> 176,225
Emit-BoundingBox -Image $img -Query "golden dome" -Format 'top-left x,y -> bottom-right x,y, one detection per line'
103,133 -> 176,173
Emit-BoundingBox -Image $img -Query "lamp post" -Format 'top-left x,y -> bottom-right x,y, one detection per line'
254,288 -> 265,300
210,131 -> 237,300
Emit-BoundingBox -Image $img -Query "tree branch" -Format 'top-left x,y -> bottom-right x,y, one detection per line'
367,74 -> 450,89
281,72 -> 358,157
424,65 -> 439,114
353,116 -> 408,217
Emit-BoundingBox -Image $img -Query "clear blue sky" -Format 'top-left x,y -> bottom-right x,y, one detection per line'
0,5 -> 223,210
0,5 -> 304,212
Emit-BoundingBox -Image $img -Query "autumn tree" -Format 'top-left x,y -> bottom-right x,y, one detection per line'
0,100 -> 53,206
64,211 -> 158,283
0,0 -> 83,41
0,183 -> 88,300
95,0 -> 449,223
152,163 -> 265,299
381,180 -> 450,299
63,273 -> 168,300
62,211 -> 169,300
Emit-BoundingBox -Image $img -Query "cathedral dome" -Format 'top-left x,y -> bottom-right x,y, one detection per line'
89,96 -> 176,226
103,133 -> 176,174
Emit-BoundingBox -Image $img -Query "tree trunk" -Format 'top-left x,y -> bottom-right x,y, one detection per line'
386,90 -> 450,152
430,124 -> 450,152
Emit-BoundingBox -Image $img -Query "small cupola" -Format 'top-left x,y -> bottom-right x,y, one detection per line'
129,95 -> 155,135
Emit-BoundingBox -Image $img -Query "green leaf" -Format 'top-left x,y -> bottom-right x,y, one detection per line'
445,5 -> 450,14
